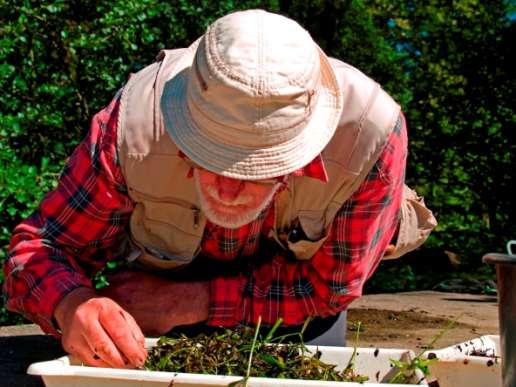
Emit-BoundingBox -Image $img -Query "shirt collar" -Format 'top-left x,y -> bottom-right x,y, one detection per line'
289,154 -> 328,182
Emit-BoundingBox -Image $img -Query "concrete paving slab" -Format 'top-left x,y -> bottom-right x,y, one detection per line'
348,291 -> 499,352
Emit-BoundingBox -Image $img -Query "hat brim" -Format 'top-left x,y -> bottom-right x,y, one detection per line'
161,40 -> 343,181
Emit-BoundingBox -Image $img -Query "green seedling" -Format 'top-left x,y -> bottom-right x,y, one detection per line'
145,317 -> 369,384
342,321 -> 369,383
386,316 -> 460,384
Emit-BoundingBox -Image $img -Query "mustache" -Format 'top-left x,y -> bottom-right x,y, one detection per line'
204,185 -> 253,206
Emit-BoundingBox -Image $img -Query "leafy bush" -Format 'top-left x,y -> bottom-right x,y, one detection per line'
0,147 -> 59,324
1,0 -> 513,324
365,0 -> 515,264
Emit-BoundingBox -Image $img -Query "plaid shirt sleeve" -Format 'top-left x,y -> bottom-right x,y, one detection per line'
2,96 -> 133,336
207,115 -> 408,327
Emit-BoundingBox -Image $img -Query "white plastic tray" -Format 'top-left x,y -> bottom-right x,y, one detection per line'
28,338 -> 428,386
423,335 -> 501,387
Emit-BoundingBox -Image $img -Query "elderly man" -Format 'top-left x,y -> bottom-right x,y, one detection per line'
3,10 -> 436,369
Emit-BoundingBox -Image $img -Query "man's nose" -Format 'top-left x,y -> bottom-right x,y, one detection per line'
216,175 -> 245,202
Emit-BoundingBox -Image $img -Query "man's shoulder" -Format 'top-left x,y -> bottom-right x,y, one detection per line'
328,57 -> 371,79
328,57 -> 383,97
126,48 -> 189,81
321,57 -> 401,175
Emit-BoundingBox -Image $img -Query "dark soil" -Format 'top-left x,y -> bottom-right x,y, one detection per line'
347,308 -> 474,350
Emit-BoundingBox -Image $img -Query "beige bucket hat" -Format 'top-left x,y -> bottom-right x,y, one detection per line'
161,9 -> 343,180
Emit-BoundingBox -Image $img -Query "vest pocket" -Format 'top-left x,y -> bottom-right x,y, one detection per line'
130,201 -> 205,269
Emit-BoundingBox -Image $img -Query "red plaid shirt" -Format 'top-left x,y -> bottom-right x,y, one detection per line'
3,96 -> 407,336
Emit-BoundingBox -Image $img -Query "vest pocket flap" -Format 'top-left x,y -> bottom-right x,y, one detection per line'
142,201 -> 203,236
125,155 -> 196,201
130,201 -> 205,267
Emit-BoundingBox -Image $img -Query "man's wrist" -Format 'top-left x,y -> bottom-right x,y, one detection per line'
54,286 -> 97,331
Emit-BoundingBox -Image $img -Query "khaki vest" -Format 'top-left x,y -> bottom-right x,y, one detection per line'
117,47 -> 423,270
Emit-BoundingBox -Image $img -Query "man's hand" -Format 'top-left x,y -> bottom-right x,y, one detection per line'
54,287 -> 147,369
98,271 -> 210,335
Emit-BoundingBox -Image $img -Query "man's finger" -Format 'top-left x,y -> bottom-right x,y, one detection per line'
83,320 -> 127,368
118,309 -> 147,363
100,307 -> 147,368
86,355 -> 113,368
69,335 -> 112,368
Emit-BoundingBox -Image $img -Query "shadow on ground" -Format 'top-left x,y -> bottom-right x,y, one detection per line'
0,335 -> 65,386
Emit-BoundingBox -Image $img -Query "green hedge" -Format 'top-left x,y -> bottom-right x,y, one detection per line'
1,0 -> 514,324
368,0 -> 515,259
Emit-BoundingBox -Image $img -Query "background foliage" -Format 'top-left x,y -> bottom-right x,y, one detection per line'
1,0 -> 514,324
